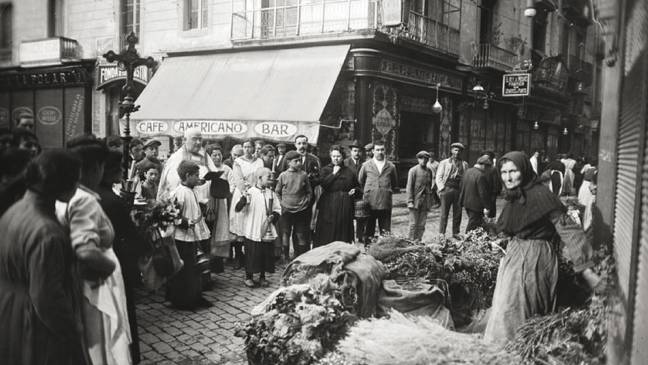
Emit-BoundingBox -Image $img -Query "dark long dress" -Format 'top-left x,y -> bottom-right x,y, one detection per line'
314,164 -> 359,246
0,190 -> 80,365
98,184 -> 149,364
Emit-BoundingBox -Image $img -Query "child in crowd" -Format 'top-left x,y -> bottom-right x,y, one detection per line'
275,151 -> 312,260
139,162 -> 160,200
167,160 -> 211,309
235,167 -> 281,288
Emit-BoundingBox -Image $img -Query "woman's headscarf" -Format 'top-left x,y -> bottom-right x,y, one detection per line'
497,151 -> 565,234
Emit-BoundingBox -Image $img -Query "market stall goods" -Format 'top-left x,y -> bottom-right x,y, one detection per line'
317,311 -> 521,365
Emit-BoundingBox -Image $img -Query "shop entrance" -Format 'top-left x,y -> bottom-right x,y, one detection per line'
398,111 -> 439,184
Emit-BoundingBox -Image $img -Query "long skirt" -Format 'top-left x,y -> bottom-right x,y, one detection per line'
209,198 -> 232,258
166,240 -> 202,309
244,239 -> 275,274
314,191 -> 354,247
484,237 -> 558,345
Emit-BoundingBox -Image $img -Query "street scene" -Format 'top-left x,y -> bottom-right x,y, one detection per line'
0,0 -> 646,364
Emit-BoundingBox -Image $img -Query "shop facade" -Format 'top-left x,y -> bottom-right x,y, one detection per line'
0,61 -> 95,148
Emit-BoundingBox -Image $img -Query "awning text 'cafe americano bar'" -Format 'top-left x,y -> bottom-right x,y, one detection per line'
130,44 -> 351,143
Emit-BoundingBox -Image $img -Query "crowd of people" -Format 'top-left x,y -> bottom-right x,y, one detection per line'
0,120 -> 601,364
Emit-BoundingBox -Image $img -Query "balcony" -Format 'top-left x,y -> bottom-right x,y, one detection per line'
19,37 -> 81,67
231,0 -> 378,41
404,11 -> 460,56
472,43 -> 519,71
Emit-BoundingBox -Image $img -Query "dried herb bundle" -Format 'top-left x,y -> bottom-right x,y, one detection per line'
235,275 -> 357,365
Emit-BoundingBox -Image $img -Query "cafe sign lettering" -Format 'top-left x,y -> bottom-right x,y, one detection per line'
502,73 -> 531,97
173,120 -> 248,136
97,65 -> 151,88
254,122 -> 298,138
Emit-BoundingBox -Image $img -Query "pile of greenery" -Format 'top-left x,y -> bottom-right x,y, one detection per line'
235,275 -> 357,365
370,229 -> 506,325
507,247 -> 614,364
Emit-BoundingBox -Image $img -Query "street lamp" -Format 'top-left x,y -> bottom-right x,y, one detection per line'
103,32 -> 156,182
432,83 -> 443,114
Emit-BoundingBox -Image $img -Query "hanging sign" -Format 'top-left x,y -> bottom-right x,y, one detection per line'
97,64 -> 151,89
502,73 -> 531,97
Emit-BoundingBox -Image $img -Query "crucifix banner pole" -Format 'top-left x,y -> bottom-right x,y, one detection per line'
102,31 -> 156,183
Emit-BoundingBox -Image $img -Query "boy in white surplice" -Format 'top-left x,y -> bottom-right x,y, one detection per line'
235,167 -> 281,288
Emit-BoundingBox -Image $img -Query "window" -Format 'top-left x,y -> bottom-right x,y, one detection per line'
479,0 -> 496,44
121,0 -> 140,38
184,0 -> 208,30
0,4 -> 12,50
48,0 -> 64,37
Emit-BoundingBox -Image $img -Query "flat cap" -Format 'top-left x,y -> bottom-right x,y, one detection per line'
276,142 -> 287,148
143,139 -> 161,149
285,150 -> 301,161
477,155 -> 493,166
450,142 -> 465,150
364,143 -> 374,150
416,150 -> 430,159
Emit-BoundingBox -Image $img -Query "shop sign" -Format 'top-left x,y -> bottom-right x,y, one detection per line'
0,69 -> 88,90
37,106 -> 62,125
12,107 -> 33,122
254,122 -> 298,138
172,120 -> 248,136
380,60 -> 463,91
502,73 -> 531,97
136,120 -> 169,135
373,108 -> 396,135
97,65 -> 150,88
382,0 -> 402,26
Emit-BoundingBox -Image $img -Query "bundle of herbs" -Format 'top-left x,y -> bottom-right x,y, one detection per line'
235,275 -> 357,365
506,247 -> 614,365
371,229 -> 505,325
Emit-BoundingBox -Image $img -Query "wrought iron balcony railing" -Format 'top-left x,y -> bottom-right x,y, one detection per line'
405,11 -> 460,56
231,0 -> 378,40
472,43 -> 518,71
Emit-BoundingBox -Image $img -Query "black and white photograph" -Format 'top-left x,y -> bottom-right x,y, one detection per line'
0,0 -> 645,363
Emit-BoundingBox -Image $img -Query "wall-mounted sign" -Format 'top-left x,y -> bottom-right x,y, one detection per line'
97,65 -> 151,89
379,59 -> 463,91
254,122 -> 297,138
12,106 -> 33,122
37,106 -> 62,125
502,73 -> 531,97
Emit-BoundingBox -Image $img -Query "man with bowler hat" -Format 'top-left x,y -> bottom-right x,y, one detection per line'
436,142 -> 469,237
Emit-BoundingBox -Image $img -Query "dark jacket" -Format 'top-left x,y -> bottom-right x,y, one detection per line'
344,157 -> 363,177
406,164 -> 434,210
459,167 -> 492,212
358,159 -> 399,210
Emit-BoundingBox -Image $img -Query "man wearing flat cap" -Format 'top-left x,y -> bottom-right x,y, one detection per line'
364,143 -> 374,161
135,138 -> 163,179
459,154 -> 495,232
406,151 -> 434,241
436,142 -> 469,237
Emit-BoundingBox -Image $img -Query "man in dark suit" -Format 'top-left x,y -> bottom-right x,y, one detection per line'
358,140 -> 399,242
278,135 -> 321,186
459,155 -> 494,233
344,141 -> 363,177
274,142 -> 287,174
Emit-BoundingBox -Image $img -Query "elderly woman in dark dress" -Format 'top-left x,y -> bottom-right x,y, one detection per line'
314,145 -> 359,246
0,150 -> 83,365
485,151 -> 601,345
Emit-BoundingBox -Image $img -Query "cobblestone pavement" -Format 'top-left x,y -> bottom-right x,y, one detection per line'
137,192 -> 505,364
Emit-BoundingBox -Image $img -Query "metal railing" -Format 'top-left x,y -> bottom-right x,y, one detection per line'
231,0 -> 378,40
472,43 -> 518,71
406,11 -> 460,56
59,37 -> 81,60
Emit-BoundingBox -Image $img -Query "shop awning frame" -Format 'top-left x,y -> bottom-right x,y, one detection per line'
131,44 -> 351,142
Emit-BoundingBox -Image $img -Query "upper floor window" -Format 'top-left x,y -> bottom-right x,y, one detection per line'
0,4 -> 12,50
48,0 -> 64,37
184,0 -> 208,30
121,0 -> 140,38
